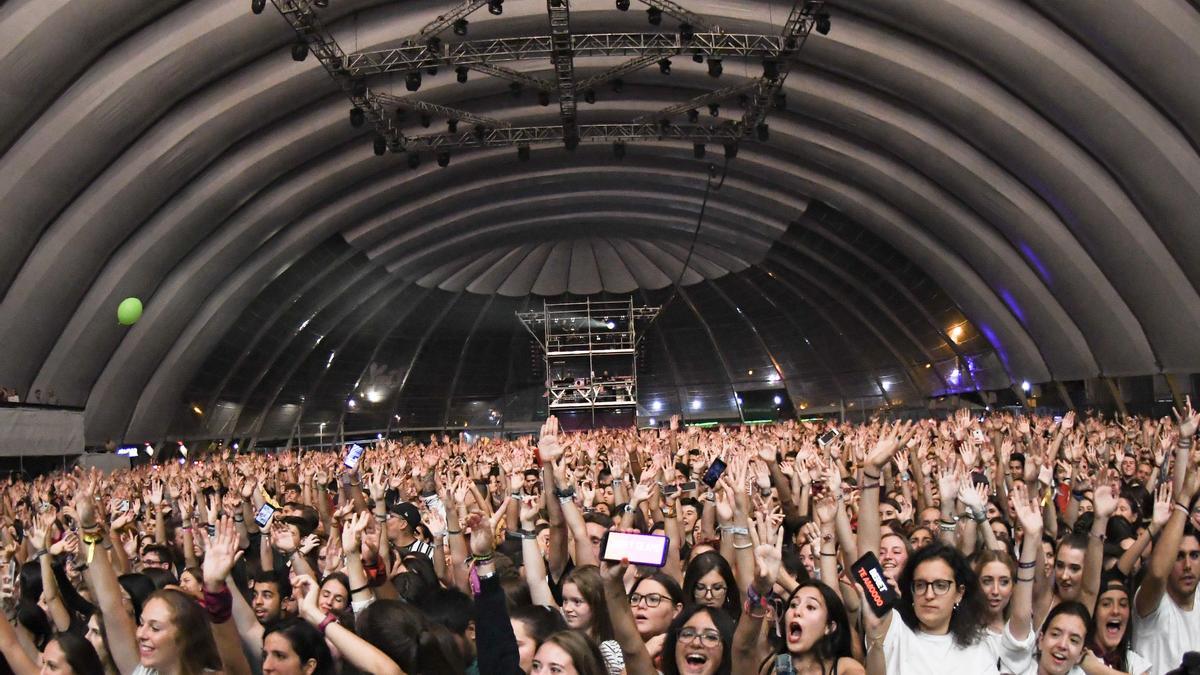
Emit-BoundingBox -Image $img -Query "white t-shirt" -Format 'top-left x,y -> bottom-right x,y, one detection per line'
881,610 -> 1033,675
984,624 -> 1037,674
1132,586 -> 1200,675
1013,650 -> 1150,675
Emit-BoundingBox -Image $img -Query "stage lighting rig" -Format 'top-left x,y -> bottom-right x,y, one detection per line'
658,59 -> 671,74
488,0 -> 503,16
616,0 -> 630,10
251,0 -> 265,14
406,71 -> 422,91
349,107 -> 365,128
453,18 -> 469,36
437,150 -> 451,167
647,7 -> 662,25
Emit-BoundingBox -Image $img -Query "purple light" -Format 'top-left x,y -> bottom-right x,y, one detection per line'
999,289 -> 1025,323
949,368 -> 961,385
1019,242 -> 1052,285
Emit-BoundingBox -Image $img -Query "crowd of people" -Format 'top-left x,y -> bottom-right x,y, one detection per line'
1,403 -> 1199,675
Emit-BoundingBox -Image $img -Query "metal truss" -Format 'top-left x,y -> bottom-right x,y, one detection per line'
547,0 -> 578,138
576,50 -> 677,91
373,92 -> 510,129
402,0 -> 489,45
344,32 -> 786,78
637,0 -> 720,34
403,121 -> 743,151
740,0 -> 823,130
631,80 -> 760,123
468,62 -> 558,92
270,0 -> 404,148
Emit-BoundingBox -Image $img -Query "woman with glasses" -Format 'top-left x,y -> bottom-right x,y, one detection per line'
860,542 -> 1029,675
683,551 -> 741,621
628,572 -> 685,648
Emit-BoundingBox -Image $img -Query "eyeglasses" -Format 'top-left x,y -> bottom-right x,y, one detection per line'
694,584 -> 727,597
678,627 -> 722,647
629,592 -> 666,608
912,579 -> 956,596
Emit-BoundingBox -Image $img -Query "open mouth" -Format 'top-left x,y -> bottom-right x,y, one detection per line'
1104,618 -> 1122,640
1049,650 -> 1067,666
683,652 -> 709,671
787,621 -> 803,642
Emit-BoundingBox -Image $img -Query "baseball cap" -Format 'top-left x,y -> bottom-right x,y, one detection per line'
388,498 -> 423,531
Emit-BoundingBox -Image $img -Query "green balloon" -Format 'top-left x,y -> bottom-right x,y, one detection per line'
117,297 -> 143,326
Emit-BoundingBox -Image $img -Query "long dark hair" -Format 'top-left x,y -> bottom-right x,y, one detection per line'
660,605 -> 734,675
563,565 -> 617,643
896,542 -> 986,647
145,589 -> 223,675
682,551 -> 741,621
509,604 -> 568,646
263,618 -> 335,675
1039,601 -> 1092,666
771,580 -> 853,663
1090,574 -> 1132,673
17,561 -> 52,648
48,630 -> 104,675
356,599 -> 464,673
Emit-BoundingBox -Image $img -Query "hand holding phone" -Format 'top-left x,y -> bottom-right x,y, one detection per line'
602,531 -> 669,567
254,503 -> 276,528
344,444 -> 365,470
850,552 -> 899,617
701,458 -> 727,488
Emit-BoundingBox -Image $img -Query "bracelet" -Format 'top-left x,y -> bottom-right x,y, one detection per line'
732,541 -> 754,550
744,599 -> 769,619
558,496 -> 575,505
471,553 -> 495,564
1017,559 -> 1037,570
863,471 -> 881,480
865,633 -> 886,653
662,507 -> 676,518
861,483 -> 881,490
509,529 -> 537,540
316,612 -> 338,634
1089,530 -> 1106,542
721,525 -> 750,536
446,528 -> 463,536
232,515 -> 244,522
1016,575 -> 1035,583
510,492 -> 522,498
1175,503 -> 1191,516
349,584 -> 370,594
611,479 -> 623,486
820,551 -> 838,557
622,504 -> 635,513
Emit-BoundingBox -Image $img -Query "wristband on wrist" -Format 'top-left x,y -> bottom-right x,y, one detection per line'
316,612 -> 338,634
721,525 -> 750,536
1017,559 -> 1037,569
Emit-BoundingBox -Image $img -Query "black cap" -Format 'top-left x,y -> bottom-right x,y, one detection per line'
388,499 -> 422,531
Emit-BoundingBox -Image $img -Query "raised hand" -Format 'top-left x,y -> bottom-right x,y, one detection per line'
1151,483 -> 1172,530
1174,395 -> 1199,438
1010,482 -> 1042,537
1092,477 -> 1119,520
342,511 -> 370,553
751,526 -> 784,593
538,415 -> 564,463
202,516 -> 244,591
467,512 -> 499,558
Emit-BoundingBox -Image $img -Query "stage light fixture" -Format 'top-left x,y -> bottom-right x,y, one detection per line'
291,42 -> 309,61
349,108 -> 365,128
372,135 -> 387,156
693,142 -> 705,158
693,52 -> 704,64
351,80 -> 367,98
538,91 -> 550,106
612,78 -> 624,93
314,0 -> 327,7
564,134 -> 580,151
724,141 -> 738,159
518,144 -> 531,161
816,11 -> 831,35
437,150 -> 451,167
488,0 -> 503,15
251,0 -> 266,14
613,142 -> 626,159
425,65 -> 438,76
406,71 -> 422,91
615,0 -> 629,9
707,58 -> 722,77
659,118 -> 670,133
708,103 -> 719,117
427,36 -> 441,53
686,108 -> 699,123
453,18 -> 469,36
420,112 -> 432,127
658,58 -> 671,74
447,118 -> 459,133
773,92 -> 786,110
679,22 -> 694,41
456,66 -> 469,83
584,89 -> 596,104
762,59 -> 779,80
647,7 -> 662,25
474,124 -> 488,140
756,123 -> 769,141
407,152 -> 421,169
509,82 -> 523,97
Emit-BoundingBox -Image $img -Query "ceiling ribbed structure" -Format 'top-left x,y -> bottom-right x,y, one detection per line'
0,0 -> 1197,445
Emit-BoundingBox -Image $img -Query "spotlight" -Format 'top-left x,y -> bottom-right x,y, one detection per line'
447,118 -> 458,133
584,89 -> 596,104
251,0 -> 266,14
724,141 -> 738,159
517,144 -> 531,161
612,78 -> 624,93
373,135 -> 387,156
659,118 -> 671,133
456,66 -> 469,83
406,71 -> 422,91
756,123 -> 769,141
707,58 -> 722,77
657,58 -> 671,74
773,91 -> 787,110
488,0 -> 503,15
420,113 -> 432,127
473,124 -> 488,140
762,59 -> 779,80
427,36 -> 441,53
291,42 -> 308,61
425,65 -> 438,76
708,103 -> 719,117
538,90 -> 550,106
509,82 -> 522,97
693,53 -> 704,64
613,142 -> 626,159
453,18 -> 469,36
349,107 -> 368,129
693,142 -> 705,158
388,138 -> 402,153
686,108 -> 699,123
564,134 -> 580,151
679,22 -> 694,41
407,152 -> 420,169
615,0 -> 629,9
816,11 -> 831,35
437,150 -> 451,167
647,7 -> 662,25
